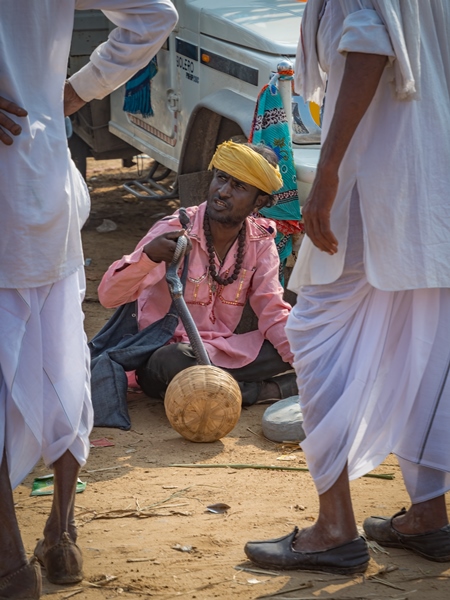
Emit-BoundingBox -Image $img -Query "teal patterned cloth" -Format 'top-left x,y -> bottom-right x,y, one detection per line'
249,74 -> 302,283
123,56 -> 158,118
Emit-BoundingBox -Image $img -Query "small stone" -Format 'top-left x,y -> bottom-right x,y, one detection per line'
261,396 -> 306,443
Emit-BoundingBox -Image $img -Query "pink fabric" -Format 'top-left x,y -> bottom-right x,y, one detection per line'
98,203 -> 293,368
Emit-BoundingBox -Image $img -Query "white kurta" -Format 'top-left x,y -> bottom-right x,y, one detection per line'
0,0 -> 178,289
287,195 -> 450,501
0,270 -> 93,489
286,0 -> 450,500
0,0 -> 177,486
289,0 -> 450,292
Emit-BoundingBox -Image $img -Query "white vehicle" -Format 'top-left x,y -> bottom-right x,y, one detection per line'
69,0 -> 320,206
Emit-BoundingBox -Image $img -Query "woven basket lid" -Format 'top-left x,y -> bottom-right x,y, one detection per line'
164,365 -> 242,442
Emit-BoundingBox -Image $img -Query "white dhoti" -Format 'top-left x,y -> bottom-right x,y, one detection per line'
0,268 -> 93,490
286,191 -> 450,502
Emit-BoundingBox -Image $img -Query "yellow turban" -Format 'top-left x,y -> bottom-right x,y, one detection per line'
208,141 -> 283,195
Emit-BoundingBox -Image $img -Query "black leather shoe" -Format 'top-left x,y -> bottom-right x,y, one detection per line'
363,509 -> 450,562
244,527 -> 370,574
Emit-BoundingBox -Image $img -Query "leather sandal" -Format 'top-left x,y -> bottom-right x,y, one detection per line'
0,558 -> 41,600
244,527 -> 370,574
363,508 -> 450,562
34,532 -> 83,584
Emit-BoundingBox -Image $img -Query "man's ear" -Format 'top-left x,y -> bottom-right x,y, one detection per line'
254,192 -> 270,210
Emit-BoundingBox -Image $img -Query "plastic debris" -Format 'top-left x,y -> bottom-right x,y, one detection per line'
90,437 -> 115,448
206,503 -> 231,514
276,454 -> 297,461
172,544 -> 193,553
96,219 -> 117,233
31,475 -> 86,496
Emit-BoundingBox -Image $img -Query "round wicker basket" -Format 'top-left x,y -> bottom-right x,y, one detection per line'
164,365 -> 242,442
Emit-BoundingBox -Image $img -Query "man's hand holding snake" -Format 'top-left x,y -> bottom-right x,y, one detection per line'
144,231 -> 192,264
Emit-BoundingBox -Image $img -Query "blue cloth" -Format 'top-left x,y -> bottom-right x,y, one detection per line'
123,56 -> 158,118
89,257 -> 188,430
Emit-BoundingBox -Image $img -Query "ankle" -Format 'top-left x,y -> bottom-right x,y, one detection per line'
293,520 -> 358,552
393,507 -> 448,534
43,522 -> 78,547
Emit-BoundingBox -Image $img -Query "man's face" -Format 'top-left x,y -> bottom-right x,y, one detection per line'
207,169 -> 268,226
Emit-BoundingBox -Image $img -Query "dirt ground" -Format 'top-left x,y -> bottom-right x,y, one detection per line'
15,159 -> 450,600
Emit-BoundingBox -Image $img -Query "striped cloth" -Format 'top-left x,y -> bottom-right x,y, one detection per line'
249,74 -> 303,283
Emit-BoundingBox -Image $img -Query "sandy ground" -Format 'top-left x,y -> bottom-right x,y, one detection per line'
14,159 -> 450,600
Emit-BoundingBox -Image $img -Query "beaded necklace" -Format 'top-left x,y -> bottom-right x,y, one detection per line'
203,209 -> 246,286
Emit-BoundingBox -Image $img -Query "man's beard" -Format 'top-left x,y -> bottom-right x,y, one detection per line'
206,198 -> 248,228
207,211 -> 244,227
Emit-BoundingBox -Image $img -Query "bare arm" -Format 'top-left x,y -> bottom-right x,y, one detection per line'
98,227 -> 191,308
303,52 -> 388,254
64,81 -> 86,116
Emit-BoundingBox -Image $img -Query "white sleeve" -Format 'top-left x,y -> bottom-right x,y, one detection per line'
338,0 -> 395,59
338,7 -> 395,59
338,0 -> 419,100
69,0 -> 178,102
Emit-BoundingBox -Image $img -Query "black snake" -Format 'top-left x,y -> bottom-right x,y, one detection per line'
165,208 -> 211,367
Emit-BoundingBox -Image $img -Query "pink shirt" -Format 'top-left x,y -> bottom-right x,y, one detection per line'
98,203 -> 294,368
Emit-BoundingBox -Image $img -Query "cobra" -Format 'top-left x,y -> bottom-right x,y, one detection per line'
163,208 -> 242,443
164,208 -> 211,366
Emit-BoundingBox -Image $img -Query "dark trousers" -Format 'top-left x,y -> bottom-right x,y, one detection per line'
136,340 -> 292,406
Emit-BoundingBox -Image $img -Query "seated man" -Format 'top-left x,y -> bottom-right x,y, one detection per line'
98,140 -> 297,406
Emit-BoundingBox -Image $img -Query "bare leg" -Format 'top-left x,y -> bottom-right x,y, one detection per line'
43,451 -> 79,546
393,496 -> 448,534
244,464 -> 368,573
0,451 -> 27,578
292,465 -> 359,552
362,481 -> 450,562
393,461 -> 449,532
35,450 -> 83,585
0,450 -> 41,599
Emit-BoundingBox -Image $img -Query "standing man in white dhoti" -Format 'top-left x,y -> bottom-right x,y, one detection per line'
0,1 -> 177,598
245,0 -> 450,574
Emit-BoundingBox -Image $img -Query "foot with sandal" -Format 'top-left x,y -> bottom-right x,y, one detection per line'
0,451 -> 83,599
